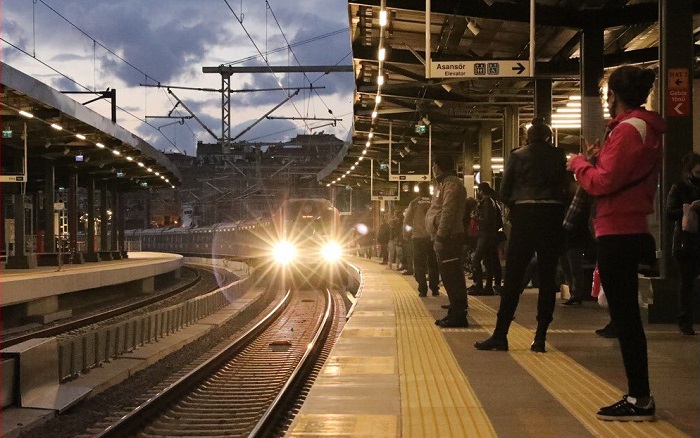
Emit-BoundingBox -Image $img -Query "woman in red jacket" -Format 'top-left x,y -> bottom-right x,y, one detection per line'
568,65 -> 666,422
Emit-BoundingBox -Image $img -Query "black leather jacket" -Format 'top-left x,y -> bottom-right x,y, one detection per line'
500,141 -> 567,206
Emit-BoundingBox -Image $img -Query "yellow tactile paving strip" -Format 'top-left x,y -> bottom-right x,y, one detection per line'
469,298 -> 689,438
390,273 -> 497,437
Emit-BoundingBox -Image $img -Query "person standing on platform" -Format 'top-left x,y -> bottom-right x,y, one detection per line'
567,65 -> 665,422
388,209 -> 403,270
404,182 -> 440,297
377,219 -> 390,264
666,152 -> 700,336
470,182 -> 503,296
474,117 -> 567,353
426,154 -> 468,327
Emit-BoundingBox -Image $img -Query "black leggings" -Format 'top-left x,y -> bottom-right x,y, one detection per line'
597,234 -> 649,398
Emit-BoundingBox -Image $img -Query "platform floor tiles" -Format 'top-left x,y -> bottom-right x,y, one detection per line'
287,259 -> 697,437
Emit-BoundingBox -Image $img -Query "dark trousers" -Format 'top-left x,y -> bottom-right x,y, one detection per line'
379,243 -> 389,263
403,238 -> 414,273
598,234 -> 649,398
473,234 -> 502,288
436,234 -> 468,320
561,248 -> 586,300
676,253 -> 700,327
413,237 -> 439,294
494,204 -> 564,339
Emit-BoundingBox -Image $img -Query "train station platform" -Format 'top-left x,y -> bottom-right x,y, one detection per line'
1,252 -> 183,324
288,258 -> 699,437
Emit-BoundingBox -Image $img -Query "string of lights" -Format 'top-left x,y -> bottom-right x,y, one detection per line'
327,1 -> 388,187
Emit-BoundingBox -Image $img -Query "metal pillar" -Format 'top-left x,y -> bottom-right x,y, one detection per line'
580,26 -> 606,144
479,124 -> 493,185
504,106 -> 520,160
534,79 -> 553,124
110,187 -> 120,259
68,168 -> 83,263
6,194 -> 37,268
221,72 -> 231,148
650,0 -> 695,323
117,192 -> 126,258
43,163 -> 55,253
100,187 -> 109,250
85,177 -> 99,262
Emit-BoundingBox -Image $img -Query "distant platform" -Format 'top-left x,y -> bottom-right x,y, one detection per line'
1,252 -> 183,308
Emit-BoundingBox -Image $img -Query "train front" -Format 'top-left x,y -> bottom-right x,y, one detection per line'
269,199 -> 345,288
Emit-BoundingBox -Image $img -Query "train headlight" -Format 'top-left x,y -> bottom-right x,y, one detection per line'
272,241 -> 296,264
321,242 -> 342,263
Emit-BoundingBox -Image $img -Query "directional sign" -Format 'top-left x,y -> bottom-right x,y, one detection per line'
667,68 -> 690,117
389,174 -> 430,182
0,175 -> 26,183
429,60 -> 530,79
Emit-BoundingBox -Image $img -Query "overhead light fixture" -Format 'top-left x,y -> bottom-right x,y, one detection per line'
44,141 -> 52,149
375,94 -> 382,104
368,132 -> 374,139
112,150 -> 121,156
362,150 -> 367,155
126,156 -> 134,161
422,116 -> 430,126
441,83 -> 452,92
399,151 -> 405,158
95,142 -> 105,148
377,75 -> 385,86
466,19 -> 481,36
378,48 -> 386,61
75,134 -> 86,140
379,9 -> 388,26
137,162 -> 145,167
366,141 -> 371,147
51,123 -> 63,131
434,100 -> 444,108
372,110 -> 378,119
18,110 -> 34,118
404,146 -> 411,153
410,137 -> 418,144
351,165 -> 356,170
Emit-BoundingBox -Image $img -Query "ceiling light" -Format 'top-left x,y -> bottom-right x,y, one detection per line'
422,116 -> 430,125
51,123 -> 63,131
434,100 -> 444,108
569,95 -> 582,100
375,95 -> 382,104
126,156 -> 134,161
147,167 -> 153,172
75,134 -> 86,140
442,83 -> 452,92
155,172 -> 160,176
326,183 -> 331,187
18,110 -> 34,118
359,156 -> 364,161
410,137 -> 418,144
378,48 -> 386,61
566,102 -> 582,108
366,141 -> 371,147
368,132 -> 374,139
112,150 -> 121,156
379,9 -> 388,26
466,19 -> 481,36
362,150 -> 367,155
372,110 -> 378,119
351,165 -> 356,170
377,75 -> 384,86
346,170 -> 351,175
96,142 -> 105,148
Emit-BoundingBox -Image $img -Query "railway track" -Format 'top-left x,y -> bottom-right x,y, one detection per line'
90,287 -> 337,438
2,265 -> 207,348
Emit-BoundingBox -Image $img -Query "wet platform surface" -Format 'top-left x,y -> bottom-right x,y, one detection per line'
288,258 -> 699,437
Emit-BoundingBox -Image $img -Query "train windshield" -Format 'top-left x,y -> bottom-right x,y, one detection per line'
283,200 -> 336,237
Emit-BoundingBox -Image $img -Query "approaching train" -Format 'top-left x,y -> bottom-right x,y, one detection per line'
129,198 -> 347,286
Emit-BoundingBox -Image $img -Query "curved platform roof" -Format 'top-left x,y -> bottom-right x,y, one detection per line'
0,62 -> 182,191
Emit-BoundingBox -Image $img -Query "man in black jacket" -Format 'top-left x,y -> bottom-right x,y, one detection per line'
475,117 -> 567,352
470,182 -> 503,296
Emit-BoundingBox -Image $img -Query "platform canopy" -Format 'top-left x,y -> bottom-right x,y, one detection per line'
0,62 -> 182,192
320,0 -> 700,186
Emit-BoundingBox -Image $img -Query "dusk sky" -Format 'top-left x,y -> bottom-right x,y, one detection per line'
2,0 -> 356,156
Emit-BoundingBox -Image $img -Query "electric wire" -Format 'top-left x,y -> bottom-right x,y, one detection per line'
222,0 -> 312,134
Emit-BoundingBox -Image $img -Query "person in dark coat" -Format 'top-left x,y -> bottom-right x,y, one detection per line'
666,152 -> 700,336
470,182 -> 503,296
377,219 -> 390,264
475,117 -> 567,353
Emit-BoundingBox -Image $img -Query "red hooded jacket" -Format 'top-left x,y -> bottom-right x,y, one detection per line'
569,108 -> 666,237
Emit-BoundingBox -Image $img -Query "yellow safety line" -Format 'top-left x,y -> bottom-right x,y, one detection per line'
469,299 -> 688,438
390,273 -> 497,438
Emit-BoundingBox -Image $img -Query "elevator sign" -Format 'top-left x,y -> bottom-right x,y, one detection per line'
429,60 -> 530,78
667,68 -> 690,117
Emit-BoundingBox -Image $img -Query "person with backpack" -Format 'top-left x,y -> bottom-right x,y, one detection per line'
404,182 -> 440,296
470,182 -> 503,295
475,117 -> 567,354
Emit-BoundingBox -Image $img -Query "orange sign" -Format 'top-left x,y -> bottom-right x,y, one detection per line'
667,68 -> 690,117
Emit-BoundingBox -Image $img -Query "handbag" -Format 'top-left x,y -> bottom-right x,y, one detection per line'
682,204 -> 699,233
637,232 -> 658,277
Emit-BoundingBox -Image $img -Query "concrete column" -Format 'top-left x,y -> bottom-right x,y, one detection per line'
85,177 -> 99,262
580,26 -> 606,144
503,106 -> 520,161
534,79 -> 553,124
68,168 -> 83,264
650,0 -> 695,323
479,124 -> 493,185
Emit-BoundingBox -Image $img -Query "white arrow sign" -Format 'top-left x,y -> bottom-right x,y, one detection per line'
429,60 -> 530,79
674,102 -> 683,115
